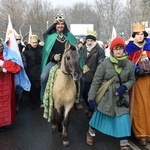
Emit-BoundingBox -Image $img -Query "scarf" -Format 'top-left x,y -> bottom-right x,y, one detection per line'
109,53 -> 127,74
86,41 -> 97,56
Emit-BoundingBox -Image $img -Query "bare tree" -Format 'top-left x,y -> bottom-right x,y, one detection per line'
93,0 -> 123,41
140,0 -> 150,23
0,0 -> 149,42
0,0 -> 26,38
22,0 -> 56,40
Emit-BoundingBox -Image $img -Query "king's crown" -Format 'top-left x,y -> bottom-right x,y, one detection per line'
54,14 -> 65,23
133,22 -> 145,32
30,35 -> 38,41
87,30 -> 97,38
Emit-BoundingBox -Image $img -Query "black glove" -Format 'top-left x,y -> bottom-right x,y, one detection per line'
136,68 -> 145,76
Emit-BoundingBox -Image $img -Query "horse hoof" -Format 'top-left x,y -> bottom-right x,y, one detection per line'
63,141 -> 70,147
52,125 -> 57,131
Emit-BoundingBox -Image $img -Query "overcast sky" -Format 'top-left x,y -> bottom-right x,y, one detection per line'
50,0 -> 92,7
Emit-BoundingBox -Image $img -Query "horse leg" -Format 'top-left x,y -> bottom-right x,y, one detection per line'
52,107 -> 63,135
57,107 -> 64,135
62,104 -> 73,147
51,108 -> 58,131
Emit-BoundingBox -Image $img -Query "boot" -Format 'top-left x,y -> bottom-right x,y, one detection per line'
120,146 -> 130,150
74,103 -> 83,109
147,137 -> 150,143
139,137 -> 147,146
88,111 -> 93,118
86,132 -> 94,146
120,140 -> 130,150
84,109 -> 89,114
0,126 -> 6,131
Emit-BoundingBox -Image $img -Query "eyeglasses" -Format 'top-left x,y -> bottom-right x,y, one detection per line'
113,48 -> 123,51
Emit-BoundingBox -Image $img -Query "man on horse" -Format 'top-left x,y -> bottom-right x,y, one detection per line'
41,14 -> 82,109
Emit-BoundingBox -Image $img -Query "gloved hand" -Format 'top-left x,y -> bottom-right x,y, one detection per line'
2,68 -> 7,73
134,65 -> 140,73
0,60 -> 4,66
54,54 -> 61,61
136,68 -> 145,76
88,100 -> 96,110
116,85 -> 127,96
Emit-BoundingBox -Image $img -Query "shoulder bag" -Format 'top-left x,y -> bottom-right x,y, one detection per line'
95,76 -> 116,103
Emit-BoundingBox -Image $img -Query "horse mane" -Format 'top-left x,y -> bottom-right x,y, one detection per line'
70,45 -> 76,51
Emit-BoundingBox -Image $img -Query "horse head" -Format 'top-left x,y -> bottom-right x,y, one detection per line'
61,41 -> 82,81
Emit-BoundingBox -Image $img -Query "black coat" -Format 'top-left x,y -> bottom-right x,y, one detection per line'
18,43 -> 25,52
23,44 -> 43,81
82,43 -> 105,83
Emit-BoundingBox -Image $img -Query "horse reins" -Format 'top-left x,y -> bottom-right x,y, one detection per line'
61,50 -> 71,76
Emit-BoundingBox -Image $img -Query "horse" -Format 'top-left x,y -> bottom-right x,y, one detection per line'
51,41 -> 82,146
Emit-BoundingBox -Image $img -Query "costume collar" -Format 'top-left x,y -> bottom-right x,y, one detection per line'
126,38 -> 150,55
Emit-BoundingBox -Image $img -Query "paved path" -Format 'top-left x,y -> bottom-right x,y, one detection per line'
0,93 -> 149,150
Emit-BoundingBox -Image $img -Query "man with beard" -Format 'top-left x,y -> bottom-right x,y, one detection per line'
41,14 -> 82,108
126,23 -> 150,146
23,35 -> 43,110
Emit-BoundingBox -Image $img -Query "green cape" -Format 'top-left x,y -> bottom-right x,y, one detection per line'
41,32 -> 77,70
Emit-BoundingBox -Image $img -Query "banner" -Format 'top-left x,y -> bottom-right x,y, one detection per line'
5,15 -> 21,58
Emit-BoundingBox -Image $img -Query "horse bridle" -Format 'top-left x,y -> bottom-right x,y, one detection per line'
61,49 -> 72,76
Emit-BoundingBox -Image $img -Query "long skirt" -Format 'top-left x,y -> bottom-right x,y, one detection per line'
89,110 -> 131,138
132,75 -> 150,138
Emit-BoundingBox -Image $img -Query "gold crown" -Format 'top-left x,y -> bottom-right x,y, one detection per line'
54,14 -> 65,23
87,30 -> 97,38
39,41 -> 44,46
133,22 -> 145,32
29,35 -> 38,41
16,34 -> 21,40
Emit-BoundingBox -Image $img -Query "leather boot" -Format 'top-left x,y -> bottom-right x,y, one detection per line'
120,141 -> 130,150
86,132 -> 94,145
139,137 -> 147,146
120,146 -> 130,150
147,137 -> 150,143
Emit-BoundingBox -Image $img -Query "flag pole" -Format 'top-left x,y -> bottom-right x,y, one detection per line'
111,26 -> 117,42
28,25 -> 32,43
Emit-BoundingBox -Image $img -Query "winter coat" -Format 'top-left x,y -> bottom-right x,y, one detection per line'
18,43 -> 25,53
23,44 -> 43,81
88,57 -> 135,117
82,43 -> 105,83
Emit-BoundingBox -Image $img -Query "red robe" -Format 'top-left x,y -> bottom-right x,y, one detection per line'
0,52 -> 21,127
126,38 -> 150,138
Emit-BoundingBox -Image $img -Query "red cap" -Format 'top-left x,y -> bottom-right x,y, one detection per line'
110,38 -> 125,51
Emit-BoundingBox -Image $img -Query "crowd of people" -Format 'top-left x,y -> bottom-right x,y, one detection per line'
0,14 -> 150,150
